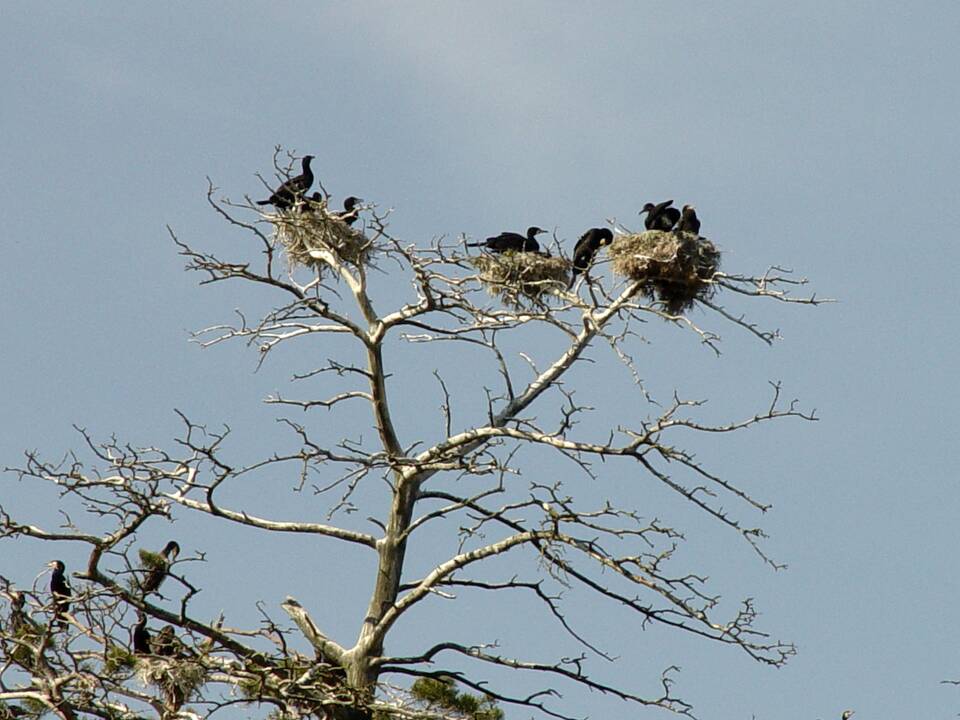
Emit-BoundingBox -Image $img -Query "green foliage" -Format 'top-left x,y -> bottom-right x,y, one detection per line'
409,678 -> 504,720
5,623 -> 42,668
19,697 -> 47,716
137,549 -> 165,571
103,643 -> 136,674
0,701 -> 26,720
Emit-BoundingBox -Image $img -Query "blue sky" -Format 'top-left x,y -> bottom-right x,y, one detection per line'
2,3 -> 960,719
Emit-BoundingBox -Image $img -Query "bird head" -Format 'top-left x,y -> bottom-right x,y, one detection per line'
162,541 -> 181,560
598,228 -> 614,245
302,155 -> 315,168
640,203 -> 656,215
841,711 -> 855,720
528,226 -> 547,237
7,589 -> 25,609
47,560 -> 65,573
344,196 -> 363,209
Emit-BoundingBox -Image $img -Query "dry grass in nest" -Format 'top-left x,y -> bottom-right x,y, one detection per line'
137,657 -> 205,700
609,230 -> 721,313
470,251 -> 571,307
268,197 -> 372,271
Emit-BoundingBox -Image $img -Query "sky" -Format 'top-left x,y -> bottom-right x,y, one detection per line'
2,2 -> 960,719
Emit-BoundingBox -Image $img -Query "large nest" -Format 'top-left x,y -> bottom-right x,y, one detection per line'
268,197 -> 372,271
609,230 -> 720,313
137,656 -> 205,704
470,252 -> 571,307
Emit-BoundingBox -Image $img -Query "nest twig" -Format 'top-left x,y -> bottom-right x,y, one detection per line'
136,656 -> 206,707
470,252 -> 571,307
267,197 -> 373,271
609,230 -> 721,313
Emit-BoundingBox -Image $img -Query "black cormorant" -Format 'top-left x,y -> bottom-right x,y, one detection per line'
467,226 -> 546,253
47,560 -> 71,628
336,196 -> 363,226
132,614 -> 151,654
640,200 -> 680,231
677,204 -> 701,235
141,540 -> 180,595
150,625 -> 177,656
256,155 -> 315,210
302,191 -> 323,208
569,228 -> 614,286
150,624 -> 195,658
841,712 -> 854,720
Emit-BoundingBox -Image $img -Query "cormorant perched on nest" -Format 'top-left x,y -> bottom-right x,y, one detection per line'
569,227 -> 614,286
468,226 -> 546,253
640,200 -> 680,231
140,540 -> 180,595
47,560 -> 71,629
150,625 -> 178,657
336,196 -> 363,226
302,193 -> 361,225
677,205 -> 701,234
256,155 -> 315,210
132,614 -> 151,655
149,624 -> 196,659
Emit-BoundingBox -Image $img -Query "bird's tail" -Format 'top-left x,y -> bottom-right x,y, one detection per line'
255,199 -> 271,206
465,242 -> 485,247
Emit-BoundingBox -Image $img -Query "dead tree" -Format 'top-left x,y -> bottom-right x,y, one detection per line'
0,155 -> 824,720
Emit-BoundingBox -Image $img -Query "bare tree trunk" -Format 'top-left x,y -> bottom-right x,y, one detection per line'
0,177 -> 824,720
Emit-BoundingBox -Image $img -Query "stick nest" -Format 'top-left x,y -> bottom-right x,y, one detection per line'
136,657 -> 205,700
470,252 -> 571,307
268,197 -> 373,271
609,230 -> 721,313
